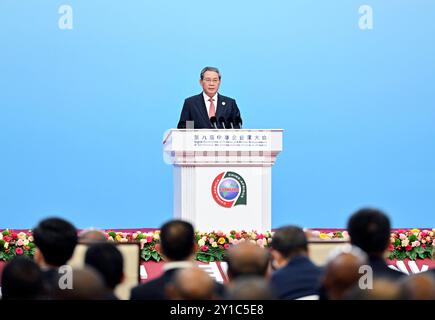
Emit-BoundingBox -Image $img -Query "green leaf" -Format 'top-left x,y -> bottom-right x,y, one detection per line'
141,250 -> 151,261
151,251 -> 160,261
408,251 -> 417,261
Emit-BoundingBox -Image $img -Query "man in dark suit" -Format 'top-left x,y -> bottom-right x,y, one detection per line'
33,217 -> 78,298
270,225 -> 323,300
177,66 -> 241,129
130,220 -> 225,300
130,220 -> 197,300
347,208 -> 405,280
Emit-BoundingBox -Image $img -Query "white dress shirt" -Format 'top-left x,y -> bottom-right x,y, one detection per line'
203,92 -> 218,117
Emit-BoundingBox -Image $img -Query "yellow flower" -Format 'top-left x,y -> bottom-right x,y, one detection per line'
411,228 -> 420,234
217,237 -> 226,245
115,235 -> 123,242
319,233 -> 330,240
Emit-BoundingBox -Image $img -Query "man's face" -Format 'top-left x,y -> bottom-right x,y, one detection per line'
200,71 -> 221,97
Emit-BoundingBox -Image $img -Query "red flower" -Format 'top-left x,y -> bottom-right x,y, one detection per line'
11,233 -> 18,240
405,245 -> 412,251
235,233 -> 241,240
422,244 -> 427,249
257,234 -> 265,240
201,245 -> 209,252
154,244 -> 160,251
3,236 -> 11,242
224,244 -> 230,250
388,244 -> 394,251
146,236 -> 153,243
15,248 -> 23,255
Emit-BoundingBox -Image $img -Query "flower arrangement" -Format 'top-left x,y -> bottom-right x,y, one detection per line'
0,229 -> 36,261
309,230 -> 349,240
1,228 -> 433,262
388,229 -> 435,260
195,230 -> 273,262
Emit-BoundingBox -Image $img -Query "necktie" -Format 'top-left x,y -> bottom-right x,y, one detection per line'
208,98 -> 216,118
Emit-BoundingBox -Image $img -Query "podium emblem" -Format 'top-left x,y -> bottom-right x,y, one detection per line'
211,171 -> 247,208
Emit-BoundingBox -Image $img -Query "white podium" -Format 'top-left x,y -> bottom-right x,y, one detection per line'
163,129 -> 283,232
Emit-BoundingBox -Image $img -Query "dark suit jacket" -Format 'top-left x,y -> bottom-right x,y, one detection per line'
130,269 -> 177,300
270,255 -> 323,300
178,93 -> 241,129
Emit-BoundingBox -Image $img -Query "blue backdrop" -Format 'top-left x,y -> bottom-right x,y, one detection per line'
1,1 -> 434,229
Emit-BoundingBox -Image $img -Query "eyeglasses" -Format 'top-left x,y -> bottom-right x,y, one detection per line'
203,78 -> 220,84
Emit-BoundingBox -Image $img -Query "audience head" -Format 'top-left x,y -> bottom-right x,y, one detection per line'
53,267 -> 106,300
33,217 -> 78,267
322,245 -> 368,300
270,225 -> 308,268
347,208 -> 391,257
166,267 -> 215,300
226,242 -> 270,281
160,220 -> 195,262
79,228 -> 107,243
399,273 -> 435,300
227,276 -> 275,300
1,256 -> 44,300
85,242 -> 124,290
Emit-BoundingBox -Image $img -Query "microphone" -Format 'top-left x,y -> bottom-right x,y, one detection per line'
235,116 -> 243,129
218,116 -> 226,129
227,117 -> 235,129
210,116 -> 218,129
177,120 -> 186,129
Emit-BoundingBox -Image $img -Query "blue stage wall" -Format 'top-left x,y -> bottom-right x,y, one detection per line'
1,1 -> 434,228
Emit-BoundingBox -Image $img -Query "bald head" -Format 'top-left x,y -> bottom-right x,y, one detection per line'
167,267 -> 215,300
226,242 -> 270,281
79,229 -> 107,243
322,252 -> 366,300
400,273 -> 435,300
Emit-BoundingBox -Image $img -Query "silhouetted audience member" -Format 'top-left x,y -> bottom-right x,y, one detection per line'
33,217 -> 78,297
1,256 -> 44,300
85,242 -> 124,299
166,267 -> 215,300
321,246 -> 368,300
399,273 -> 435,300
130,220 -> 198,300
347,208 -> 404,280
79,228 -> 107,243
52,267 -> 106,300
270,225 -> 322,300
226,242 -> 270,281
227,276 -> 275,300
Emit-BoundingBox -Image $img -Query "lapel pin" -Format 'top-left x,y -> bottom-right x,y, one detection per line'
222,101 -> 226,106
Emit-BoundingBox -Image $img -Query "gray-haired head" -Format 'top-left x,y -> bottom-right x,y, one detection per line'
200,66 -> 221,80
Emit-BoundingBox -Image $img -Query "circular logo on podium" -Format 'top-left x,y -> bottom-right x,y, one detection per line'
211,171 -> 247,208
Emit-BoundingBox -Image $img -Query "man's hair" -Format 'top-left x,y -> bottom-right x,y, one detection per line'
226,243 -> 270,280
85,242 -> 124,290
33,217 -> 78,266
160,220 -> 195,261
1,256 -> 44,300
347,208 -> 391,256
200,66 -> 221,80
271,225 -> 308,258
